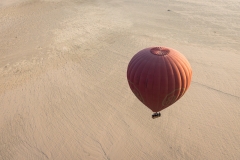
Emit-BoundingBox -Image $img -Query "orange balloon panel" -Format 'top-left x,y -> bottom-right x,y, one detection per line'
127,47 -> 192,112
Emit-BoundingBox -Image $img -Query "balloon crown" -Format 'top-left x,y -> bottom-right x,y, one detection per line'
150,47 -> 170,56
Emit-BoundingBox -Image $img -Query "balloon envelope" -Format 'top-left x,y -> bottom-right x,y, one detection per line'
127,47 -> 192,112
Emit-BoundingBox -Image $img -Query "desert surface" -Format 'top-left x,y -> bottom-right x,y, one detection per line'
0,0 -> 240,159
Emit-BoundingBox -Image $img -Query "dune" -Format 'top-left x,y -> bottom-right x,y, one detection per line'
0,0 -> 240,159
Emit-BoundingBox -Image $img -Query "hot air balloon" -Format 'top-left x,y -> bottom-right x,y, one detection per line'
127,47 -> 192,119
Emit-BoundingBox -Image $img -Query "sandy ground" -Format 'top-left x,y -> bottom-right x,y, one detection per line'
0,0 -> 240,159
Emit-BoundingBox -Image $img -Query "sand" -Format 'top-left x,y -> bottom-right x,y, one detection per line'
0,0 -> 240,159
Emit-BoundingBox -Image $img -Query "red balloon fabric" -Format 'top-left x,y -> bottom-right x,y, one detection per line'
127,47 -> 192,112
